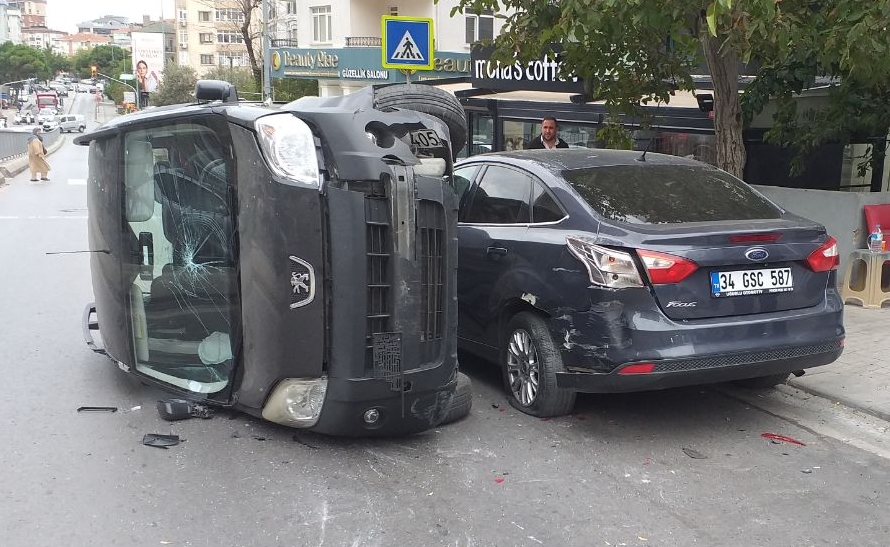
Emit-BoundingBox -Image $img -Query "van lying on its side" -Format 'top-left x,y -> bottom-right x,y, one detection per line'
58,114 -> 86,133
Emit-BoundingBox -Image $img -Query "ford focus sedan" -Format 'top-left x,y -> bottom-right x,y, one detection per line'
453,149 -> 844,417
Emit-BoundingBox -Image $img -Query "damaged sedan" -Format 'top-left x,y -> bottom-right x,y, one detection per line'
454,149 -> 844,417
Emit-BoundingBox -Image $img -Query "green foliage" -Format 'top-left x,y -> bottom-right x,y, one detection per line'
0,42 -> 50,82
150,64 -> 198,107
447,0 -> 890,178
596,118 -> 634,150
201,66 -> 261,99
273,78 -> 319,102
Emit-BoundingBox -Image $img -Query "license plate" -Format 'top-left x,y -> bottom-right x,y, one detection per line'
406,129 -> 443,150
710,267 -> 793,298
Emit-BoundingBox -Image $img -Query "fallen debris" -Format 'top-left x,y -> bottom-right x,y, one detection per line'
682,447 -> 708,459
761,433 -> 806,446
142,434 -> 181,449
77,406 -> 118,412
156,399 -> 214,421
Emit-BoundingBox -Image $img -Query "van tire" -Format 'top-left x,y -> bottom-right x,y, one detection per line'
373,83 -> 467,158
439,372 -> 473,425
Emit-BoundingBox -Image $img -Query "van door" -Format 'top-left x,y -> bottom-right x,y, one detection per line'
121,116 -> 240,400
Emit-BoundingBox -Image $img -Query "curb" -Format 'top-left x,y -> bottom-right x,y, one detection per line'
785,378 -> 890,423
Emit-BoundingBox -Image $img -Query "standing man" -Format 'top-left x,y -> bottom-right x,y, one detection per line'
526,116 -> 569,149
27,127 -> 50,181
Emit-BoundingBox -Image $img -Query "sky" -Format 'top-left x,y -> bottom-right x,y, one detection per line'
45,0 -> 176,34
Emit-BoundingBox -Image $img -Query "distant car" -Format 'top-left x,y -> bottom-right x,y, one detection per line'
36,108 -> 57,124
42,118 -> 59,132
453,149 -> 844,417
58,114 -> 86,133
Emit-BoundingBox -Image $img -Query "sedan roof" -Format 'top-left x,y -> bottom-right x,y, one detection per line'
462,148 -> 704,171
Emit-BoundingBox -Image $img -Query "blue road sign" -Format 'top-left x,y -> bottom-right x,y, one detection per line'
381,16 -> 434,71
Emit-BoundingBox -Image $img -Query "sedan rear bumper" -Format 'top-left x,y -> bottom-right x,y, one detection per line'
555,340 -> 842,393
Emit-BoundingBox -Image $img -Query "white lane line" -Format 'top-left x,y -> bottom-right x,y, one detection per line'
69,179 -> 87,185
0,215 -> 88,219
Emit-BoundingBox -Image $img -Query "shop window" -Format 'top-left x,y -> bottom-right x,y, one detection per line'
465,10 -> 494,44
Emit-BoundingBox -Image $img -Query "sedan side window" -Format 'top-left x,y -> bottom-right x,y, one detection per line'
462,166 -> 531,224
452,165 -> 479,208
531,181 -> 565,223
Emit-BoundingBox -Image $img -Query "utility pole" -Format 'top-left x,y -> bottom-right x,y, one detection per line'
262,0 -> 272,101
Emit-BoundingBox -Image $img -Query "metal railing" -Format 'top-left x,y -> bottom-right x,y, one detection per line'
0,125 -> 61,162
345,36 -> 382,47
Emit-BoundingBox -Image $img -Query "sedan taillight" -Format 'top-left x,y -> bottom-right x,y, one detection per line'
566,236 -> 644,289
806,236 -> 839,272
637,249 -> 699,284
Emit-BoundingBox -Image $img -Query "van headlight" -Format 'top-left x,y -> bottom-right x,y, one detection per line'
261,377 -> 328,428
255,113 -> 320,187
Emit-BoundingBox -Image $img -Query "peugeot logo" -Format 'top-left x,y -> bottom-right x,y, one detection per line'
745,247 -> 769,261
289,255 -> 316,309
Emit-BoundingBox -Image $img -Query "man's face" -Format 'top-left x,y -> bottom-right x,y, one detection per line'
541,119 -> 557,142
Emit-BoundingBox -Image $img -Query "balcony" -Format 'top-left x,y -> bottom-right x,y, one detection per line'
271,39 -> 299,47
345,36 -> 382,48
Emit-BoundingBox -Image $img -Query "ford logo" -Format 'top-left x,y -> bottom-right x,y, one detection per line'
745,247 -> 769,261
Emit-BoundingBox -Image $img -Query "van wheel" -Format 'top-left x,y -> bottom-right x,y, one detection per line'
732,373 -> 789,389
502,312 -> 576,418
439,372 -> 473,425
373,83 -> 467,159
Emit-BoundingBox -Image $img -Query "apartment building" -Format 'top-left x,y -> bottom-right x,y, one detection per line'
173,0 -> 503,89
268,0 -> 505,96
174,0 -> 258,76
7,0 -> 44,28
0,0 -> 24,44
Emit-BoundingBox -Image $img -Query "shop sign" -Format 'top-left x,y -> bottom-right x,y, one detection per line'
470,46 -> 584,93
272,48 -> 470,82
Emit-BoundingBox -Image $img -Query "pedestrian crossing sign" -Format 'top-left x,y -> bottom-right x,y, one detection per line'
382,16 -> 434,70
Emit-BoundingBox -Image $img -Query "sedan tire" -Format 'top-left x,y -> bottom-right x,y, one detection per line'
502,312 -> 576,417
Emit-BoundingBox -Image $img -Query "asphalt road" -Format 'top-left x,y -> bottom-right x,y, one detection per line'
1,94 -> 888,547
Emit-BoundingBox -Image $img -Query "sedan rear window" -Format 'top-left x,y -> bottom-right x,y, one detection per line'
564,165 -> 783,224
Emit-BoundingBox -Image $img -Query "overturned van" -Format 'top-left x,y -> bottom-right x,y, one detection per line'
75,80 -> 467,436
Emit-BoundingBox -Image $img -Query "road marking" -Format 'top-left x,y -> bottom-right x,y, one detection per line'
0,215 -> 88,219
69,179 -> 87,185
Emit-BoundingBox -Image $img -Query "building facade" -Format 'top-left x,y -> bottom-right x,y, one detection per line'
174,0 -> 258,76
7,0 -> 44,29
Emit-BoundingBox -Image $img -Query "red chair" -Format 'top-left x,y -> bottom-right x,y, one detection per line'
864,203 -> 890,236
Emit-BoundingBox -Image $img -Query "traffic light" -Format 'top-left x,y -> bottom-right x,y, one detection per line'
91,65 -> 97,77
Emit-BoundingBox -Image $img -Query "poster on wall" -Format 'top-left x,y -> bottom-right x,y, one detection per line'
131,32 -> 165,99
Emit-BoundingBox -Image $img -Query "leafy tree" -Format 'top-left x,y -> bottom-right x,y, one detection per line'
448,0 -> 890,179
195,0 -> 263,90
202,66 -> 260,99
273,78 -> 319,102
150,63 -> 198,106
0,42 -> 49,83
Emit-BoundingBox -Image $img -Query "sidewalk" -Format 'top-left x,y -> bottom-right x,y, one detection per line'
788,304 -> 890,422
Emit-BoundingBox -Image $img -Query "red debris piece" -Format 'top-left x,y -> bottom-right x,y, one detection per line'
761,433 -> 806,446
494,477 -> 505,484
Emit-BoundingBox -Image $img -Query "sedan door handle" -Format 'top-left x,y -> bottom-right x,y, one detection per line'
486,246 -> 508,260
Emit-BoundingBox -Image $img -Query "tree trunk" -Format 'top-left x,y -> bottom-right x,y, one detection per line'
702,33 -> 745,178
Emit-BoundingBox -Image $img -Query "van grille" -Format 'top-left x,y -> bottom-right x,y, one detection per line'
418,200 -> 445,341
366,202 -> 392,338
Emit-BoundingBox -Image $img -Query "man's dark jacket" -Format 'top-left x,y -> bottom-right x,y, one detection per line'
525,134 -> 570,149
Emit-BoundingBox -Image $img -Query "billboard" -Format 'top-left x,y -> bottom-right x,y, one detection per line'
131,32 -> 165,96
